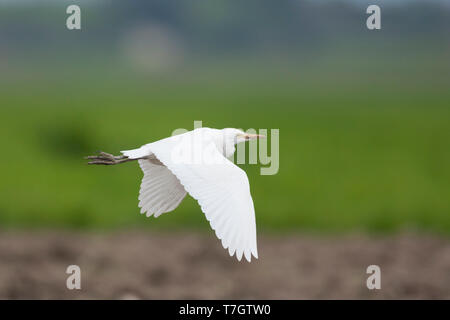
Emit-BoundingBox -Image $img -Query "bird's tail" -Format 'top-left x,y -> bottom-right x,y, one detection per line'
121,146 -> 151,159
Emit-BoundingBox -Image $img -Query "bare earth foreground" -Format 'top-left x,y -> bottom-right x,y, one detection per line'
0,231 -> 450,299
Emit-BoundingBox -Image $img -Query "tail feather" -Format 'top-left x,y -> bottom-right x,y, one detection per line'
121,146 -> 152,159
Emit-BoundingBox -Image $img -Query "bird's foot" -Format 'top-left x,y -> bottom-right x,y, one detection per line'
85,151 -> 130,165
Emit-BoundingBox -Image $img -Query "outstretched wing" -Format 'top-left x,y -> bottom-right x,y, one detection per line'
137,158 -> 187,217
147,132 -> 258,262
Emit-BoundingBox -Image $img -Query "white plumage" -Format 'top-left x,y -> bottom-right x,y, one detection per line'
91,127 -> 264,262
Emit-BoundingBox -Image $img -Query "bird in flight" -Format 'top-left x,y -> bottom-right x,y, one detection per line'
86,128 -> 265,262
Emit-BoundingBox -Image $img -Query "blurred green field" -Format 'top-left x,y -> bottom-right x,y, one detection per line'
0,57 -> 449,234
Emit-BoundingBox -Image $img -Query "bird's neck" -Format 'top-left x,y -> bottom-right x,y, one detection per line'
222,140 -> 236,158
213,136 -> 236,158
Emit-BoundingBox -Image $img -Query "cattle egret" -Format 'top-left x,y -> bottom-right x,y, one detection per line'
86,128 -> 265,262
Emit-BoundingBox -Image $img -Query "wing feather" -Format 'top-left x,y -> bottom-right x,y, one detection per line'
146,131 -> 258,262
137,159 -> 187,217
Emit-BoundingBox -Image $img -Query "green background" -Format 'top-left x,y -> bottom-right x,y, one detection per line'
0,0 -> 449,233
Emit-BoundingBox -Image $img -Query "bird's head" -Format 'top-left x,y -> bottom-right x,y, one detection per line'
222,128 -> 266,145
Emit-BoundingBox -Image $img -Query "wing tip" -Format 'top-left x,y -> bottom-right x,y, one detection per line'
138,205 -> 154,217
244,249 -> 259,262
225,243 -> 258,263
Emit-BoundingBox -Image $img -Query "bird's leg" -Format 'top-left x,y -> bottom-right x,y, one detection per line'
85,151 -> 135,165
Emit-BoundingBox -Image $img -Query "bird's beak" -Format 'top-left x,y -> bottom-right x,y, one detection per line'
243,133 -> 266,140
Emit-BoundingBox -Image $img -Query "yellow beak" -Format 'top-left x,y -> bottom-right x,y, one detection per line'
243,133 -> 266,140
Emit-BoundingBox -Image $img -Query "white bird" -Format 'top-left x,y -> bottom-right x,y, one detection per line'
86,128 -> 265,262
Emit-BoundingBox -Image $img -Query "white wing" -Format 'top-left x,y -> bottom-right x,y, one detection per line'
145,131 -> 258,262
137,158 -> 187,217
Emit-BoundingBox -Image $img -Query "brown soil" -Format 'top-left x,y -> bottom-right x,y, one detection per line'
0,231 -> 449,299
